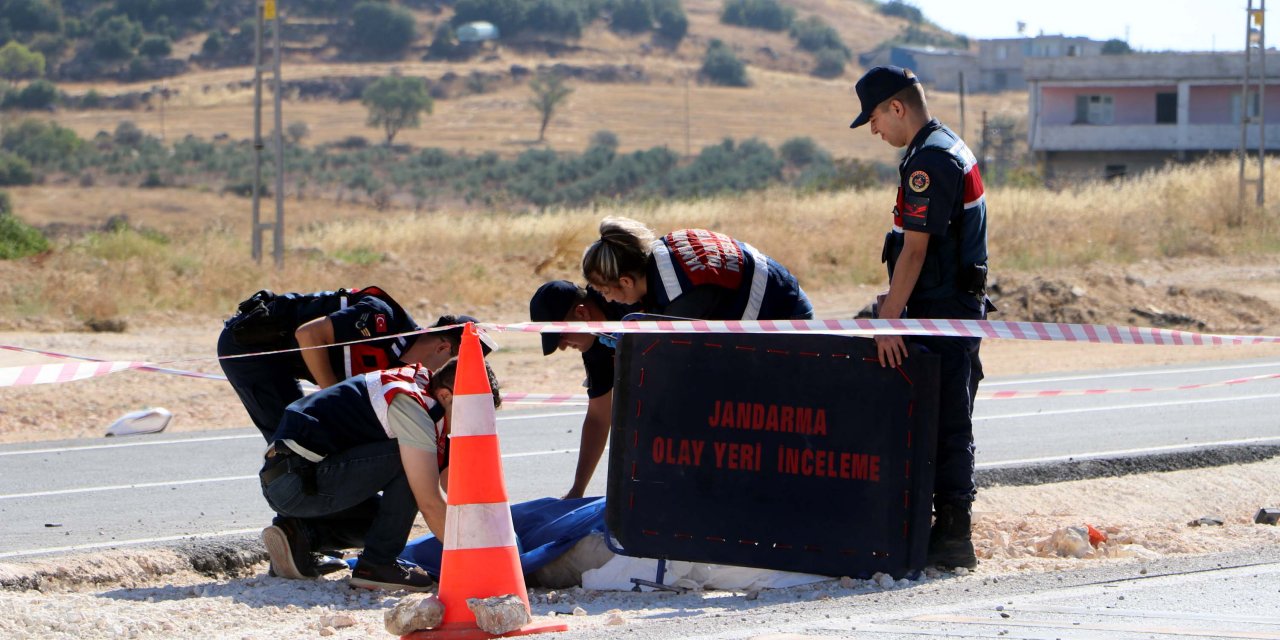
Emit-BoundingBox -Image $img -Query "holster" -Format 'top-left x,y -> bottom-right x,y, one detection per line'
960,263 -> 988,297
227,290 -> 289,346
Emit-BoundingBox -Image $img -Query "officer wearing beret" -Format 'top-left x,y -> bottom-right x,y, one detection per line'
529,281 -> 635,499
850,65 -> 992,570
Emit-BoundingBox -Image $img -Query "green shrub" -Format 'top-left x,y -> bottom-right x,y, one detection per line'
138,35 -> 172,58
1,0 -> 61,33
789,16 -> 849,57
201,30 -> 225,56
811,47 -> 848,78
350,2 -> 417,58
0,209 -> 49,260
656,3 -> 688,44
113,120 -> 145,147
879,0 -> 923,23
81,88 -> 102,108
5,79 -> 59,109
611,0 -> 653,32
0,152 -> 35,185
701,39 -> 748,87
0,119 -> 82,166
778,137 -> 829,168
720,0 -> 793,31
92,15 -> 143,61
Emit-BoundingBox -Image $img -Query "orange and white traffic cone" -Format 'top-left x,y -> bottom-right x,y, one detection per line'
405,323 -> 567,640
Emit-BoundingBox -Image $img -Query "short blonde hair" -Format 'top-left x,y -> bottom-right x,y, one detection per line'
581,216 -> 655,286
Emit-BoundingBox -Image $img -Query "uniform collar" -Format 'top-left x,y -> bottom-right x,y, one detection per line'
902,118 -> 943,166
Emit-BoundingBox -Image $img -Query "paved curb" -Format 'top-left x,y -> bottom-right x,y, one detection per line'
977,443 -> 1280,488
5,444 -> 1278,591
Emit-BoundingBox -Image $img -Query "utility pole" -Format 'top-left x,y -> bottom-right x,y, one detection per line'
684,71 -> 691,158
252,0 -> 285,267
1240,0 -> 1267,214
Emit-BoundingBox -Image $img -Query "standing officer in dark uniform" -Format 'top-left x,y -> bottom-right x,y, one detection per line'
850,65 -> 992,570
528,280 -> 635,499
216,286 -> 493,578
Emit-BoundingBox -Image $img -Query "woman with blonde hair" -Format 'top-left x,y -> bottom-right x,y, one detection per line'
581,216 -> 812,320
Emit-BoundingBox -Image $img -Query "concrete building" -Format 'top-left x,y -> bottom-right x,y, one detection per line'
1026,53 -> 1279,182
977,35 -> 1106,92
860,35 -> 1108,94
880,45 -> 978,92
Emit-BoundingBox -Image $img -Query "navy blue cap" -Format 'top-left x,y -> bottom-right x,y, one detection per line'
850,65 -> 920,129
529,280 -> 581,356
430,314 -> 496,355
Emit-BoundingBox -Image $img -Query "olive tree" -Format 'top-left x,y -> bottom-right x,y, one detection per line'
528,71 -> 572,143
361,74 -> 433,146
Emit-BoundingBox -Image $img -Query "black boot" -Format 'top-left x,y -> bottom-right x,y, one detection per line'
926,503 -> 977,570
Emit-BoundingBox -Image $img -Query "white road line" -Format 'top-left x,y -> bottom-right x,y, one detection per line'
984,360 -> 1280,387
977,392 -> 1280,420
0,528 -> 262,560
977,436 -> 1280,469
0,448 -> 589,500
0,411 -> 587,458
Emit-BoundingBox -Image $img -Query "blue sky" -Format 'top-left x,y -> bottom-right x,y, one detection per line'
900,0 -> 1256,52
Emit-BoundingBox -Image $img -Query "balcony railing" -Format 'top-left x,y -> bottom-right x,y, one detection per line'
1031,123 -> 1280,151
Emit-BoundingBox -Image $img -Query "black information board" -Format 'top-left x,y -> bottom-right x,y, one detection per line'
606,331 -> 939,579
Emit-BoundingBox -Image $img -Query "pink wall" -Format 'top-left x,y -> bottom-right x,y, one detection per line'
1040,86 -> 1177,125
1188,85 -> 1280,124
1042,84 -> 1280,126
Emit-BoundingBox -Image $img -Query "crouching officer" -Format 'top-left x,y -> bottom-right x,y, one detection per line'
217,286 -> 494,578
849,65 -> 994,570
259,358 -> 502,591
218,286 -> 494,440
580,217 -> 814,321
529,280 -> 636,499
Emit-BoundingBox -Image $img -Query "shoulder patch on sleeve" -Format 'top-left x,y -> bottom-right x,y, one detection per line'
909,170 -> 930,193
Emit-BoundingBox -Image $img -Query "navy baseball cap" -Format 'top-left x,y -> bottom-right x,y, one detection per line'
529,280 -> 581,356
850,65 -> 920,129
430,314 -> 497,355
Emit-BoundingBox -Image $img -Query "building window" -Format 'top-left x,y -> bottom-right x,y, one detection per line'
1067,45 -> 1079,56
997,45 -> 1008,60
1074,94 -> 1114,124
1156,92 -> 1178,124
993,71 -> 1007,90
1232,90 -> 1262,123
1105,164 -> 1127,181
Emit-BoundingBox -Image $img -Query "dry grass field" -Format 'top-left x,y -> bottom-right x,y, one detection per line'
38,0 -> 1017,160
3,2 -> 1279,442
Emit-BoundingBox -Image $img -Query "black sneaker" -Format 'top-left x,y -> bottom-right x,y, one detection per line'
349,559 -> 435,592
262,518 -> 314,580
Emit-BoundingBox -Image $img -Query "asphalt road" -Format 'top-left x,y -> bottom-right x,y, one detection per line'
2,358 -> 1279,560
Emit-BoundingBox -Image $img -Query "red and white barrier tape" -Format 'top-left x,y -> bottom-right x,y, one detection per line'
486,319 -> 1280,346
4,317 -> 1280,391
501,393 -> 590,405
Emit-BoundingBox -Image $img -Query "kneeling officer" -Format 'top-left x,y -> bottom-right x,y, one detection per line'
259,358 -> 502,591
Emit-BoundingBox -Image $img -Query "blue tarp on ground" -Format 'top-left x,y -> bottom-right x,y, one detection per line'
397,497 -> 607,577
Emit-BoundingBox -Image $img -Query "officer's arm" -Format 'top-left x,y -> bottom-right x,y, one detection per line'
878,230 -> 929,322
295,316 -> 341,388
875,230 -> 928,368
401,444 -> 447,539
565,391 -> 612,499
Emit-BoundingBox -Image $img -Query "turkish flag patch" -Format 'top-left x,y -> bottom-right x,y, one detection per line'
374,314 -> 387,333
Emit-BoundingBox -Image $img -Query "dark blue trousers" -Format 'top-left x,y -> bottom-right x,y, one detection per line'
262,439 -> 416,566
906,297 -> 985,507
219,325 -> 378,552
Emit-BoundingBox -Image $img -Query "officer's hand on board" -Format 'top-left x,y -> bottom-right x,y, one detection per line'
875,334 -> 907,368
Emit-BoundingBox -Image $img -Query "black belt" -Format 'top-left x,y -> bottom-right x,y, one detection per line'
259,442 -> 299,486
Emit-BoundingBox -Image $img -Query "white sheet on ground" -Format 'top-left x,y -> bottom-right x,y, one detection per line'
581,553 -> 830,591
